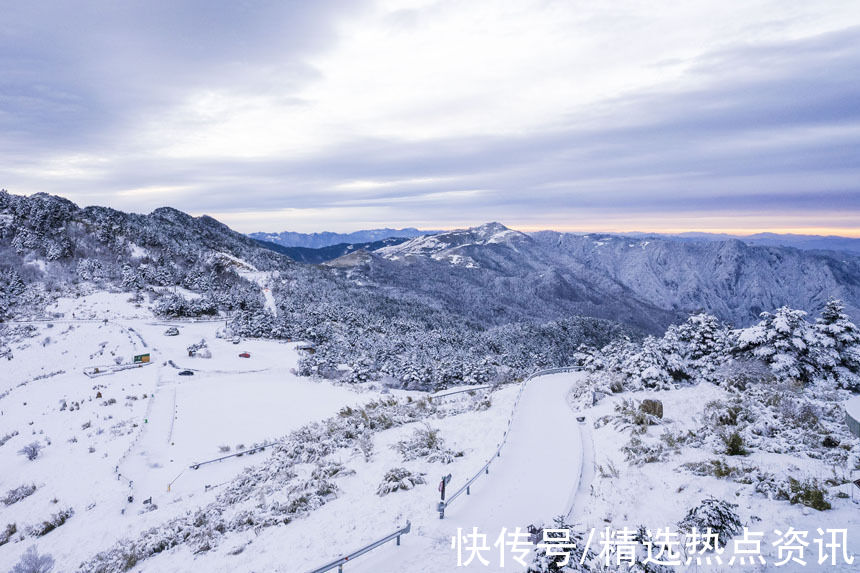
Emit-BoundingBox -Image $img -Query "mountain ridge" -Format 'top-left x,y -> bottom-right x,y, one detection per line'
3,191 -> 859,333
249,227 -> 436,249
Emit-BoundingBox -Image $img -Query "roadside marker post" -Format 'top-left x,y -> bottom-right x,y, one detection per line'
438,473 -> 452,519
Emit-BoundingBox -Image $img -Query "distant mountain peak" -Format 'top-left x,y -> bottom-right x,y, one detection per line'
474,221 -> 509,233
373,222 -> 530,267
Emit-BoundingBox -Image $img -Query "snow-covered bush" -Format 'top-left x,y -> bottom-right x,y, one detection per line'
311,461 -> 354,481
376,467 -> 427,496
775,477 -> 831,511
18,441 -> 42,461
3,484 -> 36,506
0,430 -> 19,448
622,436 -> 671,466
596,399 -> 661,435
697,380 -> 855,464
0,523 -> 17,546
395,424 -> 464,464
714,358 -> 774,391
677,497 -> 741,548
27,508 -> 73,537
10,546 -> 54,573
680,459 -> 756,481
721,431 -> 748,456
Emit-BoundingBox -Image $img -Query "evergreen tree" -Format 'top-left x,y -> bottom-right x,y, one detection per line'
625,335 -> 674,390
816,298 -> 860,388
736,307 -> 823,384
120,264 -> 143,291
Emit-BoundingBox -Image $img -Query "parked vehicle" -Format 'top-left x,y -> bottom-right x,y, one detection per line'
239,352 -> 251,358
178,370 -> 194,376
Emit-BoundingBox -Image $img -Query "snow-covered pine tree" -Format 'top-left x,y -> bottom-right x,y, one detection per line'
815,298 -> 860,389
120,264 -> 142,291
0,268 -> 26,319
624,335 -> 675,390
735,306 -> 823,384
674,313 -> 729,380
677,497 -> 742,548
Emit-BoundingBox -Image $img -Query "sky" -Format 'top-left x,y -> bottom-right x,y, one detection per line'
1,0 -> 860,235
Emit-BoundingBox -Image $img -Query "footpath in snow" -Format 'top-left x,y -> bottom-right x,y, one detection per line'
343,371 -> 587,573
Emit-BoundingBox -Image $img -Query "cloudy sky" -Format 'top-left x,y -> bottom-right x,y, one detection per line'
2,1 -> 860,235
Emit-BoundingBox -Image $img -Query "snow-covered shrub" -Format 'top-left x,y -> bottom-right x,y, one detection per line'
659,429 -> 695,450
596,399 -> 661,435
3,484 -> 36,506
677,497 -> 741,548
622,436 -> 671,466
775,477 -> 831,511
358,433 -> 374,461
395,424 -> 464,464
680,459 -> 756,481
702,398 -> 747,428
18,441 -> 42,461
376,467 -> 427,496
721,431 -> 748,456
0,430 -> 19,447
10,546 -> 54,573
714,358 -> 774,391
0,523 -> 17,546
311,461 -> 354,481
597,460 -> 620,478
28,508 -> 73,537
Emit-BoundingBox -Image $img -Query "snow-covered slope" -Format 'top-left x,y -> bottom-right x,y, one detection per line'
0,292 -> 365,571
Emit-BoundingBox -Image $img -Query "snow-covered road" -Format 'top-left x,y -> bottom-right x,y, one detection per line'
343,371 -> 587,573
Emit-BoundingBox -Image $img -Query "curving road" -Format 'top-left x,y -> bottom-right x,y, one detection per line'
345,370 -> 588,573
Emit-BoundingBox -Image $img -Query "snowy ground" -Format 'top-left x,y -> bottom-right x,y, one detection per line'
1,293 -> 592,573
0,292 -> 364,571
573,386 -> 860,572
4,292 -> 859,572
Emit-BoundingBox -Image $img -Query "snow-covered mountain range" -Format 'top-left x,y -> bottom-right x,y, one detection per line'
3,191 -> 860,334
327,222 -> 860,331
249,227 -> 433,249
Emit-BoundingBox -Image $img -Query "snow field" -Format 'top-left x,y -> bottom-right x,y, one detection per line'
0,292 -> 365,571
